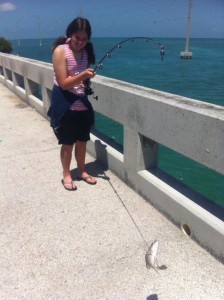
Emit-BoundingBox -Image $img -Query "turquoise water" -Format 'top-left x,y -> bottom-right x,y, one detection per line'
11,37 -> 224,106
10,38 -> 224,208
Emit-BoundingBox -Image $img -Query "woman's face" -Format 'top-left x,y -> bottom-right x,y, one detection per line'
70,31 -> 88,52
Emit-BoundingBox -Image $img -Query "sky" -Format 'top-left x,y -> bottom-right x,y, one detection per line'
0,0 -> 223,40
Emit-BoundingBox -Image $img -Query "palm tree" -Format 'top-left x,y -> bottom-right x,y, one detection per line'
0,37 -> 12,53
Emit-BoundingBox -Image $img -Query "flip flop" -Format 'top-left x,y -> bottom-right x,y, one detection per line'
77,175 -> 97,185
61,179 -> 77,191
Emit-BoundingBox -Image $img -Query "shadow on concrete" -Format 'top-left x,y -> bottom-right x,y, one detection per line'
158,265 -> 168,270
146,294 -> 159,300
71,156 -> 110,182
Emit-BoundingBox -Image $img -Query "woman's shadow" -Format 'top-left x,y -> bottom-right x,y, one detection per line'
71,160 -> 110,181
71,140 -> 110,181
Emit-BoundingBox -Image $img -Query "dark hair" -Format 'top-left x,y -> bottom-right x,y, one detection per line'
52,17 -> 95,65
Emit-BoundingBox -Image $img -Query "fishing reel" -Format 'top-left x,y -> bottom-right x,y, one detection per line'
84,78 -> 93,96
84,78 -> 98,99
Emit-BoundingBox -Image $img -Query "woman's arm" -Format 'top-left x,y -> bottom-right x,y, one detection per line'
52,46 -> 95,90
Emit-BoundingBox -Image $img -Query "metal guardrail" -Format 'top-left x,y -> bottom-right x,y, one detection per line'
0,53 -> 223,261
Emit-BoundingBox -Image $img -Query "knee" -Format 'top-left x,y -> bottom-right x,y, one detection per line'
62,144 -> 74,153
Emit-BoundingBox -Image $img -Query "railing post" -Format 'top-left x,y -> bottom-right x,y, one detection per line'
123,127 -> 139,179
138,134 -> 158,171
24,78 -> 38,103
123,127 -> 158,186
41,86 -> 51,117
13,72 -> 24,88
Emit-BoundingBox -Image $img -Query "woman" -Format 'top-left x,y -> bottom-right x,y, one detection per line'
48,17 -> 97,191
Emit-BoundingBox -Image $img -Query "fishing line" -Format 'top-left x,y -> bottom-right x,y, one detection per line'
84,37 -> 165,97
103,170 -> 149,248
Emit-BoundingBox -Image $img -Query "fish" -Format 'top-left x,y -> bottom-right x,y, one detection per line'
145,240 -> 160,272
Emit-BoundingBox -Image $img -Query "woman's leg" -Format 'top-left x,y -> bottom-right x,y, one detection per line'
75,140 -> 97,184
61,144 -> 77,189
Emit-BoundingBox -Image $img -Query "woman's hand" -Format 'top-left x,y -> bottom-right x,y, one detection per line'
53,46 -> 96,89
83,68 -> 96,79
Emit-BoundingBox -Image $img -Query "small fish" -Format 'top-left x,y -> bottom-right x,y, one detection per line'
145,240 -> 160,272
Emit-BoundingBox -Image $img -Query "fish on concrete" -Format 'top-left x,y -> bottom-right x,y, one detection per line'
145,240 -> 160,272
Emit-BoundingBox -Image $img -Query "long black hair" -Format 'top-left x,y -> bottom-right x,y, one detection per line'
52,17 -> 95,65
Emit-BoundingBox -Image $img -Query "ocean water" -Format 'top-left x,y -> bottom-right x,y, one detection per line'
10,38 -> 224,209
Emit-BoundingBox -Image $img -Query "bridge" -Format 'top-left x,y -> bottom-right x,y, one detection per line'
0,53 -> 224,299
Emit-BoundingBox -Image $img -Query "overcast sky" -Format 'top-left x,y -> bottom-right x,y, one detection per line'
0,0 -> 223,40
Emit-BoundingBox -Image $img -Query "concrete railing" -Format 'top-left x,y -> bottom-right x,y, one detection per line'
0,53 -> 223,261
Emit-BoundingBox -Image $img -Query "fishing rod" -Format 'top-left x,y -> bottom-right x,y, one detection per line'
84,36 -> 165,97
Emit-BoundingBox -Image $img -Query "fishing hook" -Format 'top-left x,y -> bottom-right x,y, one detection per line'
84,37 -> 165,98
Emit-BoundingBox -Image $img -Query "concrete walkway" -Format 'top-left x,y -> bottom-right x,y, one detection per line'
0,83 -> 223,300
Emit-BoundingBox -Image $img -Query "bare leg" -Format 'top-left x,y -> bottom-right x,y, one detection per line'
75,140 -> 97,184
75,141 -> 86,176
61,144 -> 77,189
